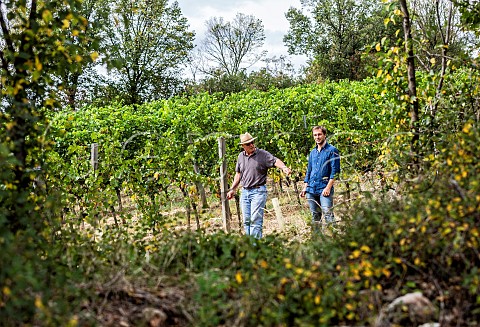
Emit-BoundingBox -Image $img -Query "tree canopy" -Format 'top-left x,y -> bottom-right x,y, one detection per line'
284,0 -> 386,81
200,13 -> 267,76
100,0 -> 194,105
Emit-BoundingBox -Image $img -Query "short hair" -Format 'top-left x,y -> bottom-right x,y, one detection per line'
312,125 -> 327,135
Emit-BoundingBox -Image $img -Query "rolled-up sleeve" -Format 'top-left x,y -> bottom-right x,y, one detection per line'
330,149 -> 340,179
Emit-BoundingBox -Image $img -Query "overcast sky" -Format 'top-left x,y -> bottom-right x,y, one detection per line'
175,0 -> 308,72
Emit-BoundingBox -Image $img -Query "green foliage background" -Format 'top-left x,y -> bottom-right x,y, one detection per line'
1,0 -> 479,326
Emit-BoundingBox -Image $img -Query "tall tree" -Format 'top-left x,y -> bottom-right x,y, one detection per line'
0,0 -> 96,230
57,0 -> 107,109
399,0 -> 420,162
453,0 -> 480,32
284,0 -> 387,81
200,13 -> 267,76
102,0 -> 194,105
410,0 -> 469,72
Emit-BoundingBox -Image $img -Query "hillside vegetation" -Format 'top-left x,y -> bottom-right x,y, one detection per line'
1,69 -> 479,325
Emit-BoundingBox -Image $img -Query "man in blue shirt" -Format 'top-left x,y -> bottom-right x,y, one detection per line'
300,126 -> 340,229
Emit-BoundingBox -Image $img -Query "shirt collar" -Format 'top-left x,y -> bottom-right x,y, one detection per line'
243,148 -> 257,157
315,142 -> 329,152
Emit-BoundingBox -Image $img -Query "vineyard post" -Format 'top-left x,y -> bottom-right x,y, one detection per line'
91,143 -> 98,171
272,197 -> 284,231
218,137 -> 231,232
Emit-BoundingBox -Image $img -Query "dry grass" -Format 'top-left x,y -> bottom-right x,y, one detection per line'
97,173 -> 386,243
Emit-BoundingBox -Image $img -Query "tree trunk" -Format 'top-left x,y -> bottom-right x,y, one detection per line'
188,135 -> 208,209
399,0 -> 420,165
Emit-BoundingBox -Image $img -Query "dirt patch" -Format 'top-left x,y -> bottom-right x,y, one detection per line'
82,273 -> 194,327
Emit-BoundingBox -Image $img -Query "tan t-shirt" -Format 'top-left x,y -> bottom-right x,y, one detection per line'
235,148 -> 277,188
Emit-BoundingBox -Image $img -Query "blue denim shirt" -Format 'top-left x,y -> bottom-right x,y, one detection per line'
304,143 -> 340,195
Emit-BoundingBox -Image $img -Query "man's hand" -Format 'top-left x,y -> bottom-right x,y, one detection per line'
300,184 -> 307,198
226,189 -> 235,200
322,187 -> 331,197
281,166 -> 292,175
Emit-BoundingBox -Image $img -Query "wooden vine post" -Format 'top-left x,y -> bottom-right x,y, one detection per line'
272,197 -> 284,231
91,143 -> 98,172
218,137 -> 231,232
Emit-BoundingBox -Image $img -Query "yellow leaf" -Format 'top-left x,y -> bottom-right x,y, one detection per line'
235,271 -> 243,284
384,18 -> 390,26
45,98 -> 56,107
66,316 -> 79,327
350,250 -> 361,259
382,268 -> 391,278
6,122 -> 15,130
375,43 -> 381,52
345,303 -> 355,310
377,69 -> 383,78
35,296 -> 44,310
462,123 -> 472,134
42,10 -> 53,22
3,287 -> 11,296
90,51 -> 99,61
75,55 -> 82,62
62,19 -> 70,29
14,79 -> 25,95
360,245 -> 371,253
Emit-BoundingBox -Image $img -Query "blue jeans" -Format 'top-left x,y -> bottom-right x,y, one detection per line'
240,185 -> 267,239
306,191 -> 335,225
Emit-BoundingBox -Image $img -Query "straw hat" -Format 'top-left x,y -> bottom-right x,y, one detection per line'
239,132 -> 257,145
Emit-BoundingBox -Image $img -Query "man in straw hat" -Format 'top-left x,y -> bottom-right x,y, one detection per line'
227,132 -> 291,238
